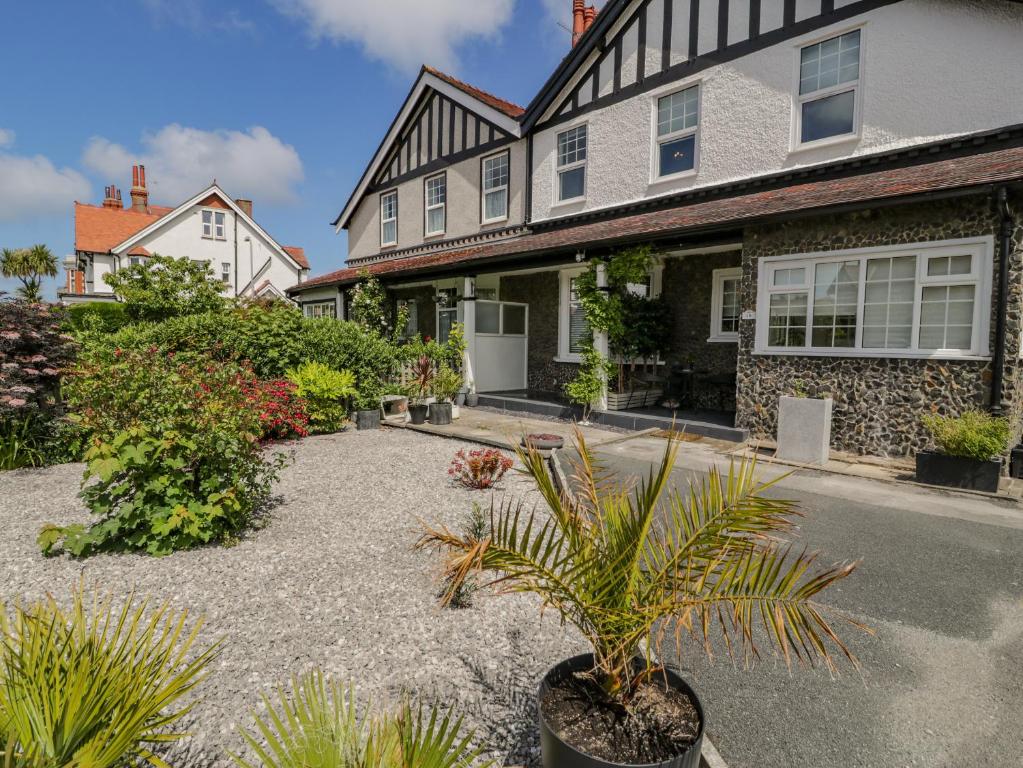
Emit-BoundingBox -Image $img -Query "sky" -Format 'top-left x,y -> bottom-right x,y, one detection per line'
0,0 -> 600,299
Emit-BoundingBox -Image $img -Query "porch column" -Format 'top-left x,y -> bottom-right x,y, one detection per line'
461,276 -> 477,394
594,263 -> 609,411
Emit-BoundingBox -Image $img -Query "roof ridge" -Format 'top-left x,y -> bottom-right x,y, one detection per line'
424,65 -> 525,118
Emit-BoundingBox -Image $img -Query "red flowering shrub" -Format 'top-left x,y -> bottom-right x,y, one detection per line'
244,379 -> 309,441
448,448 -> 514,490
0,300 -> 75,417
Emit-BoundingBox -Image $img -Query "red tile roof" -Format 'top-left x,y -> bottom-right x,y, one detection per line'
74,203 -> 174,254
126,245 -> 152,257
295,144 -> 1023,291
282,246 -> 310,269
424,66 -> 525,119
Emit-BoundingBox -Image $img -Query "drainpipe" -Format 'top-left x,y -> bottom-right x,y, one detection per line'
990,186 -> 1014,416
233,212 -> 239,297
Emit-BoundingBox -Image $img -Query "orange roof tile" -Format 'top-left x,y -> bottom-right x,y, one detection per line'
126,245 -> 151,257
74,203 -> 174,254
424,66 -> 525,119
282,246 -> 310,269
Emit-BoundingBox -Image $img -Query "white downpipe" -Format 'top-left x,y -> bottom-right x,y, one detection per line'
462,276 -> 477,393
594,263 -> 609,412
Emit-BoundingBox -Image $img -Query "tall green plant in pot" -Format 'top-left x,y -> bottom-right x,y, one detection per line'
406,355 -> 434,425
418,431 -> 865,768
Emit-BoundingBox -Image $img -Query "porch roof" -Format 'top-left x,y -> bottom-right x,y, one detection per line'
294,141 -> 1023,292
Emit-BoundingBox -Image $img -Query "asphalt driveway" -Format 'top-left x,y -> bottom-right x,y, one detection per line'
563,436 -> 1023,768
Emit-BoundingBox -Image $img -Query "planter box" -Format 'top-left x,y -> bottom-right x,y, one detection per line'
916,451 -> 1001,493
606,390 -> 647,411
776,396 -> 832,466
354,409 -> 380,431
381,395 -> 408,422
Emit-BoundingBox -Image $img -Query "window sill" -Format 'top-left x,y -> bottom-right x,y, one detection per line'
481,216 -> 509,227
753,348 -> 991,362
424,232 -> 446,240
554,355 -> 583,364
648,168 -> 698,187
551,197 -> 586,209
789,132 -> 861,155
707,335 -> 739,343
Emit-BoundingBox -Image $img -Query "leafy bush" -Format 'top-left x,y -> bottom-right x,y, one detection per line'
66,301 -> 131,334
231,671 -> 489,768
448,448 -> 513,490
0,300 -> 77,469
564,345 -> 614,423
432,364 -> 463,402
298,319 -> 397,409
922,410 -> 1011,461
102,254 -> 227,322
0,586 -> 217,767
438,503 -> 489,609
245,379 -> 309,441
45,350 -> 286,556
286,361 -> 356,434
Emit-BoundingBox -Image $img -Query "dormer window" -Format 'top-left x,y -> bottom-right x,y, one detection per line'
380,190 -> 398,247
424,174 -> 446,237
655,84 -> 700,179
556,124 -> 587,203
796,29 -> 862,146
202,210 -> 226,240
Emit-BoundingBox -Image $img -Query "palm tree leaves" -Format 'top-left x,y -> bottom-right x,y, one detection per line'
419,428 -> 864,699
0,245 -> 57,303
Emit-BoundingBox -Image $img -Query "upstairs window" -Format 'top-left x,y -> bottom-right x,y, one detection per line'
797,29 -> 861,146
655,84 -> 699,178
202,210 -> 226,240
380,190 -> 398,247
556,124 -> 587,202
482,152 -> 510,223
424,174 -> 446,237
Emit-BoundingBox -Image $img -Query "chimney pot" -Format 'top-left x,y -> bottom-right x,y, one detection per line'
572,0 -> 586,46
129,163 -> 150,213
584,5 -> 597,31
132,164 -> 139,187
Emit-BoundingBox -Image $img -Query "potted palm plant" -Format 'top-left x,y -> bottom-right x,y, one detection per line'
419,431 -> 863,768
407,355 -> 434,425
917,410 -> 1009,493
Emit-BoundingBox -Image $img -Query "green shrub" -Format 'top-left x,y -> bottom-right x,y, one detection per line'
431,364 -> 463,402
231,671 -> 489,768
299,318 -> 398,408
66,301 -> 130,333
45,350 -> 286,556
922,410 -> 1011,462
0,586 -> 217,767
286,361 -> 356,434
102,254 -> 226,322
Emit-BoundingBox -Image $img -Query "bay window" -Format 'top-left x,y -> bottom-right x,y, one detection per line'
755,239 -> 992,358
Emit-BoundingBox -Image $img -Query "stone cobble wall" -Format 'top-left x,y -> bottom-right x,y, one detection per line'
735,198 -> 1023,458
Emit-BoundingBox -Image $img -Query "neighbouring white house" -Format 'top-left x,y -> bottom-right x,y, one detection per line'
61,164 -> 309,304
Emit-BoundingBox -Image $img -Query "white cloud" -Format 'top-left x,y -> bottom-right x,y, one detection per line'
0,129 -> 14,149
142,0 -> 257,35
0,152 -> 91,222
82,124 -> 304,206
270,0 -> 515,72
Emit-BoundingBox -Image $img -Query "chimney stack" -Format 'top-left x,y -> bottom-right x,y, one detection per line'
129,164 -> 149,213
584,5 -> 597,32
572,0 -> 586,46
102,185 -> 122,209
235,199 -> 253,218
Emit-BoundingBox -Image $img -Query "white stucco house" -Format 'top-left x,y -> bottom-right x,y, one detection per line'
61,164 -> 309,303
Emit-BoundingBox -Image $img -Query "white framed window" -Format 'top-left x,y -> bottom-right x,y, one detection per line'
755,238 -> 993,359
476,300 -> 527,336
304,301 -> 337,319
380,190 -> 398,247
795,28 -> 863,148
556,124 -> 587,203
202,210 -> 227,240
654,84 -> 700,180
709,267 -> 742,342
424,174 -> 446,237
482,152 -> 510,223
558,268 -> 589,361
128,256 -> 144,267
221,262 -> 231,284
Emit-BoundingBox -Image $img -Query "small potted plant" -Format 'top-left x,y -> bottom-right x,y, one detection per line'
420,432 -> 862,768
353,392 -> 381,431
430,364 -> 463,425
407,355 -> 434,425
776,381 -> 833,465
917,410 -> 1009,493
464,386 -> 479,407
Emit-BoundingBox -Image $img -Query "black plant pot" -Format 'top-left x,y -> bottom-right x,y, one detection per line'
538,654 -> 704,768
355,409 -> 380,431
429,402 -> 453,425
465,392 -> 479,407
915,450 -> 1001,493
409,404 -> 428,425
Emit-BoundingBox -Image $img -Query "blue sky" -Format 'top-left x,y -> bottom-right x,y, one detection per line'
0,0 -> 594,298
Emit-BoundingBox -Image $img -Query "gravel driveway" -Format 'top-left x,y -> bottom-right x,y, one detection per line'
0,429 -> 587,766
